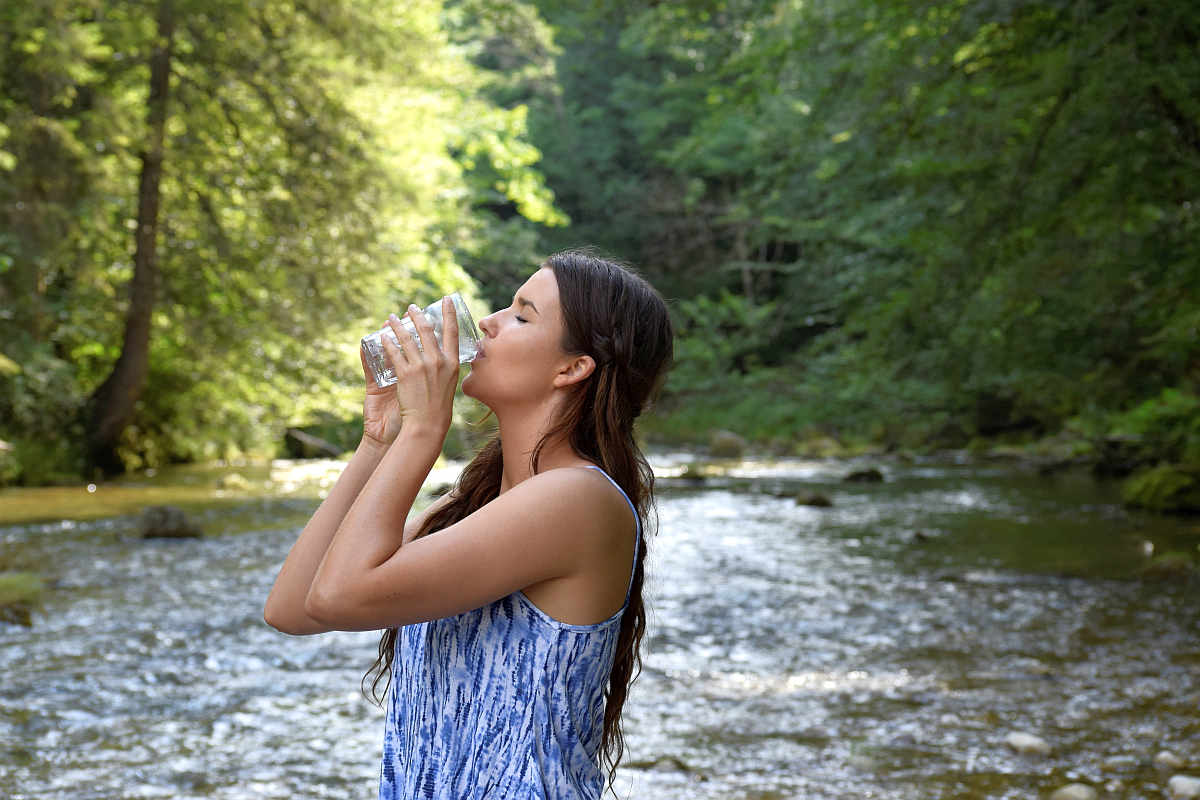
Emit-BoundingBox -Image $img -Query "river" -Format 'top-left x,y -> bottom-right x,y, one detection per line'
1,452 -> 1197,798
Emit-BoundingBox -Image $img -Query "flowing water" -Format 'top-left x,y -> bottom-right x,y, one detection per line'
1,453 -> 1197,799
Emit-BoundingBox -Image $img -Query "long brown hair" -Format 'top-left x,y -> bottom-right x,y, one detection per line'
363,249 -> 674,791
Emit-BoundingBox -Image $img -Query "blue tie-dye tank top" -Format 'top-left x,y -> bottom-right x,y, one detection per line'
379,465 -> 640,799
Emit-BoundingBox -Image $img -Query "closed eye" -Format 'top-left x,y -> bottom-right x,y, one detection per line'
515,315 -> 529,324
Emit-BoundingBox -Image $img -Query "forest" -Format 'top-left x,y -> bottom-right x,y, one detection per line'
2,0 -> 1198,511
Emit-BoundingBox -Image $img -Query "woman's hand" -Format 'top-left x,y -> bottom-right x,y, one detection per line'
367,298 -> 460,443
359,343 -> 404,447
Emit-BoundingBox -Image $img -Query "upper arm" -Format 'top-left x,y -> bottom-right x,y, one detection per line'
310,468 -> 631,630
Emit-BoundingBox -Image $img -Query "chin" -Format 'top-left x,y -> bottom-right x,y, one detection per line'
461,370 -> 481,401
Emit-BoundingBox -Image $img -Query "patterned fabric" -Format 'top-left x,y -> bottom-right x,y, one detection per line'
380,466 -> 640,800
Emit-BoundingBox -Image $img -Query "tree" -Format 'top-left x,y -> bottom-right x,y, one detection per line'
0,0 -> 565,481
85,0 -> 173,473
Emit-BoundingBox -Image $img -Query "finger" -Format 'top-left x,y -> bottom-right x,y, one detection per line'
406,303 -> 436,362
360,344 -> 382,390
384,313 -> 415,367
442,295 -> 459,364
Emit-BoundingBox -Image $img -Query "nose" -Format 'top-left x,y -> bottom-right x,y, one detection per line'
478,312 -> 498,338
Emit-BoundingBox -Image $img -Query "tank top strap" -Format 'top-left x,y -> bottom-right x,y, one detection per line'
582,465 -> 641,604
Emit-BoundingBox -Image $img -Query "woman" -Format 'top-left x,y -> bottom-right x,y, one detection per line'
264,250 -> 674,799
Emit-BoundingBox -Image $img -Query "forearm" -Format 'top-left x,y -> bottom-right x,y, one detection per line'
264,436 -> 388,633
306,423 -> 445,621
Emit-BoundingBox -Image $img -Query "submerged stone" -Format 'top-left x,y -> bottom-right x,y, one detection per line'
843,467 -> 884,483
140,505 -> 203,539
1157,751 -> 1187,770
1050,784 -> 1097,800
795,492 -> 833,508
1169,775 -> 1200,799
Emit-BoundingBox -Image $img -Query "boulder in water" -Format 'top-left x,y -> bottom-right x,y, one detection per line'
140,505 -> 203,539
709,430 -> 748,459
843,467 -> 884,483
1004,731 -> 1051,756
795,492 -> 833,508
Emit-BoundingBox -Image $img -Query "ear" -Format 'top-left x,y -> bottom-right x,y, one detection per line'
552,353 -> 596,388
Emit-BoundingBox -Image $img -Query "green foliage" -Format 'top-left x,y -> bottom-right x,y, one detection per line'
2,0 -> 1196,482
1122,465 -> 1200,514
1107,389 -> 1200,466
669,291 -> 779,391
520,0 -> 1199,459
0,0 -> 562,482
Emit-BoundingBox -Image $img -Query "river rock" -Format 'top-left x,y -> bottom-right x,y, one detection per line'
1004,731 -> 1052,756
0,572 -> 44,627
140,506 -> 203,539
793,435 -> 845,458
1170,776 -> 1200,799
1049,784 -> 1097,800
1122,464 -> 1200,513
628,755 -> 692,773
216,473 -> 250,491
795,492 -> 833,508
1157,751 -> 1187,770
1138,552 -> 1198,582
843,467 -> 884,483
709,430 -> 748,459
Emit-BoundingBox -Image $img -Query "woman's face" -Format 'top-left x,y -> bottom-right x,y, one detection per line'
461,267 -> 575,409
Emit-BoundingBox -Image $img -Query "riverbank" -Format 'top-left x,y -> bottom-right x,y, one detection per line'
642,387 -> 1200,515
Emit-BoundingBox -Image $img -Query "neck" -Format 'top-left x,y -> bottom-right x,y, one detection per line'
494,398 -> 588,494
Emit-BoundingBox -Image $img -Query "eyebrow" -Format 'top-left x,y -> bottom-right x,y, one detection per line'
515,295 -> 540,315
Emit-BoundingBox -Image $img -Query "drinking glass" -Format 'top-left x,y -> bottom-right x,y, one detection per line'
360,292 -> 480,388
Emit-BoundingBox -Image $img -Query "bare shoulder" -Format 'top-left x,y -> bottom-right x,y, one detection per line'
515,466 -> 636,540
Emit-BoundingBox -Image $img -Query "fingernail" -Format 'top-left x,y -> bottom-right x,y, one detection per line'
388,313 -> 399,322
409,304 -> 419,311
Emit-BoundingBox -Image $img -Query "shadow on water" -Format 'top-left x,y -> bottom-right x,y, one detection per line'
1,452 -> 1198,798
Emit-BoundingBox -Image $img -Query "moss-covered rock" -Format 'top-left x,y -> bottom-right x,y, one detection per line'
1122,464 -> 1200,513
709,430 -> 748,459
1138,552 -> 1198,582
792,435 -> 846,458
0,572 -> 44,627
678,461 -> 734,483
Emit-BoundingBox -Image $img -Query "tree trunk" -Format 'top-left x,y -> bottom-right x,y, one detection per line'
85,0 -> 174,475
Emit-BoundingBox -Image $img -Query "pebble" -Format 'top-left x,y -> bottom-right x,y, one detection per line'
1049,784 -> 1096,800
1157,751 -> 1187,770
1169,775 -> 1200,799
1004,731 -> 1052,756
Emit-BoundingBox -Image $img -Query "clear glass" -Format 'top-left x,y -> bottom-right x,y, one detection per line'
360,292 -> 481,388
